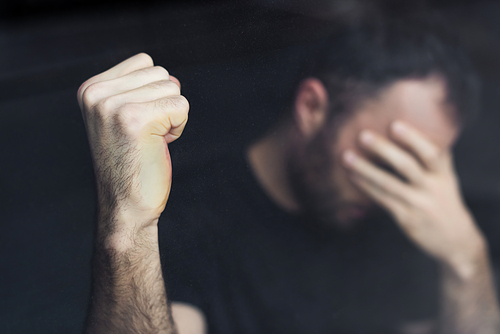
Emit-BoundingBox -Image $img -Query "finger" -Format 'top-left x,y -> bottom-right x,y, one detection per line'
82,66 -> 171,108
136,95 -> 190,143
159,96 -> 189,143
169,75 -> 181,90
342,150 -> 412,203
390,121 -> 443,171
78,53 -> 154,108
358,130 -> 424,185
349,172 -> 407,220
99,80 -> 180,111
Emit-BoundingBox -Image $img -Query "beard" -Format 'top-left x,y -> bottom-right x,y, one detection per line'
286,122 -> 374,232
287,128 -> 341,230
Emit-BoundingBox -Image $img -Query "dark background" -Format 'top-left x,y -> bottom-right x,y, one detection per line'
2,0 -> 500,333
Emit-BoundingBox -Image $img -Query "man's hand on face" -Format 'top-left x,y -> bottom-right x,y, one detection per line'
342,120 -> 486,277
78,53 -> 189,237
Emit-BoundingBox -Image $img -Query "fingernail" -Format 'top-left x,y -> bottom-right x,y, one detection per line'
392,121 -> 406,135
343,150 -> 357,165
360,131 -> 374,145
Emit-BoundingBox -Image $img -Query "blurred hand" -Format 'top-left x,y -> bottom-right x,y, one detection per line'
342,120 -> 486,277
77,53 -> 189,233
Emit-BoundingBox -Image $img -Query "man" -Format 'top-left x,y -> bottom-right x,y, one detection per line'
79,18 -> 500,333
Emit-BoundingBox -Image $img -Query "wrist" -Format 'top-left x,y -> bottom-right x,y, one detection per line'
441,237 -> 489,281
97,205 -> 160,253
102,225 -> 159,254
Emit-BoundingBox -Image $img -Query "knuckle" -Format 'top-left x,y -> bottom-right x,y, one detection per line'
115,104 -> 144,135
176,95 -> 190,113
165,80 -> 181,95
77,81 -> 90,102
96,95 -> 118,113
82,82 -> 104,107
152,65 -> 169,78
136,52 -> 154,67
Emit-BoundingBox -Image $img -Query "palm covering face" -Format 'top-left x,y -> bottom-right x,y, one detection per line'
343,121 -> 484,272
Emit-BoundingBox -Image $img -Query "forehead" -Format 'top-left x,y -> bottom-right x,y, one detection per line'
347,76 -> 459,149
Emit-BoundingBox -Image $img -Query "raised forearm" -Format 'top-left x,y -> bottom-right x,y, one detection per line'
78,53 -> 189,333
437,242 -> 500,334
86,215 -> 176,334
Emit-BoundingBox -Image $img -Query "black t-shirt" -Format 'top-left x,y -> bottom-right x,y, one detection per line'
159,151 -> 438,334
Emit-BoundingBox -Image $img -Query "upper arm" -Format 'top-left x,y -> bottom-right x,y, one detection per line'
171,302 -> 207,334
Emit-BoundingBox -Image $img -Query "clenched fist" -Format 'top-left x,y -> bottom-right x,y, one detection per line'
78,53 -> 189,234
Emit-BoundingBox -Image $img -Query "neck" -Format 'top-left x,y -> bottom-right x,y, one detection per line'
246,121 -> 299,212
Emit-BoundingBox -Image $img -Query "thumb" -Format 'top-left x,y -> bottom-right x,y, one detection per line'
140,95 -> 189,144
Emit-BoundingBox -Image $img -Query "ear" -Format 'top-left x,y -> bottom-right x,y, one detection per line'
293,78 -> 329,139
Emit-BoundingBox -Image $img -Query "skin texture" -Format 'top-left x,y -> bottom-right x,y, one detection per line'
248,76 -> 500,333
79,53 -> 205,334
80,52 -> 499,333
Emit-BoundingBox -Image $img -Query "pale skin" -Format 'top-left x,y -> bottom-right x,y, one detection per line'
249,77 -> 500,333
343,122 -> 500,334
81,52 -> 500,333
79,53 -> 205,334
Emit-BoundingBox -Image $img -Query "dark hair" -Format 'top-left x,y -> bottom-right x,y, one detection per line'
296,15 -> 480,127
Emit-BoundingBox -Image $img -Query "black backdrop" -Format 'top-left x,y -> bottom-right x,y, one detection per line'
2,1 -> 500,333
